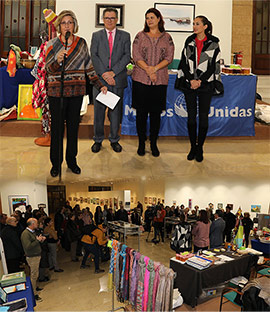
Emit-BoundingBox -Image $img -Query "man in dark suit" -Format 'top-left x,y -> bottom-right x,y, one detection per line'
210,210 -> 226,248
1,217 -> 24,273
90,7 -> 131,153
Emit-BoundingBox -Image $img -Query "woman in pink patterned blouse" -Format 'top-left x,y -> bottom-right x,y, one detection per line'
132,8 -> 174,157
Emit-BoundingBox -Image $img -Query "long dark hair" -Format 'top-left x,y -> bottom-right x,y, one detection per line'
199,210 -> 209,224
196,15 -> 212,34
143,8 -> 165,33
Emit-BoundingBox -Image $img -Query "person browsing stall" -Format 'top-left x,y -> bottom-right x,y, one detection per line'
45,10 -> 107,177
90,7 -> 131,154
132,8 -> 174,157
21,218 -> 46,301
175,16 -> 223,162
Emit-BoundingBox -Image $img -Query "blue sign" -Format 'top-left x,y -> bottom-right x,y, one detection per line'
121,74 -> 256,136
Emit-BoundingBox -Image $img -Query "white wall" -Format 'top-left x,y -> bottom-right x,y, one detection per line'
165,177 -> 270,218
56,0 -> 232,63
0,179 -> 48,215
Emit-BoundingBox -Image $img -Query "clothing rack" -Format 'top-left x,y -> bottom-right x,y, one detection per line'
107,239 -> 176,312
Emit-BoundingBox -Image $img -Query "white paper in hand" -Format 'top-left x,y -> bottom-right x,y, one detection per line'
96,91 -> 120,110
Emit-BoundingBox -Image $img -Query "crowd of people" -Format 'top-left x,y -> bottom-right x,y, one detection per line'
0,200 -> 254,303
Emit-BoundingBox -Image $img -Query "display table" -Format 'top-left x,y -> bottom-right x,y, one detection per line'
7,276 -> 36,311
122,74 -> 256,136
0,66 -> 35,110
251,239 -> 270,255
170,253 -> 258,307
107,221 -> 140,251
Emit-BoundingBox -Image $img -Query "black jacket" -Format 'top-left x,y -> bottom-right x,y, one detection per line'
66,220 -> 81,243
242,217 -> 253,232
115,209 -> 128,222
224,212 -> 236,232
1,225 -> 24,260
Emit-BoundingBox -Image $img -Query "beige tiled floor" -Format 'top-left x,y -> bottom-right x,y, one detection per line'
34,233 -> 240,312
0,136 -> 269,183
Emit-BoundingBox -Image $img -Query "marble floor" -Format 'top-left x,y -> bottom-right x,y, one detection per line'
0,136 -> 269,183
34,232 -> 240,312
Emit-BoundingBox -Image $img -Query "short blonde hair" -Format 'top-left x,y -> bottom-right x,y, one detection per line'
55,10 -> 79,34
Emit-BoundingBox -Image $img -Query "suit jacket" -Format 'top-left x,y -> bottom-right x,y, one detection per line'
210,217 -> 225,248
90,28 -> 131,88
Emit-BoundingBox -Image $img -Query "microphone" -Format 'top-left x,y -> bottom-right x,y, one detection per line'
64,31 -> 70,49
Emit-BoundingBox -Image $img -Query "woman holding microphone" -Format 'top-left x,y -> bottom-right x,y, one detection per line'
175,15 -> 223,162
46,10 -> 107,177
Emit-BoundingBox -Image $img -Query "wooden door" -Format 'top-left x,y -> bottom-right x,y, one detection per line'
252,0 -> 270,74
47,185 -> 66,216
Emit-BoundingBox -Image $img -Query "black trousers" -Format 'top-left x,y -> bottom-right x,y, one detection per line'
184,91 -> 212,147
49,96 -> 83,168
244,230 -> 250,248
136,109 -> 160,142
154,222 -> 164,242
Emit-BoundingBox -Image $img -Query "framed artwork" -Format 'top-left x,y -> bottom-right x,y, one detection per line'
217,203 -> 223,209
73,197 -> 76,201
149,197 -> 152,204
251,205 -> 261,213
173,200 -> 176,205
144,197 -> 148,204
154,3 -> 195,32
100,199 -> 104,206
131,197 -> 133,203
84,198 -> 87,203
153,197 -> 157,205
188,199 -> 192,209
87,198 -> 91,204
80,197 -> 83,204
8,195 -> 29,214
96,198 -> 100,205
17,85 -> 42,120
105,199 -> 109,205
95,4 -> 125,28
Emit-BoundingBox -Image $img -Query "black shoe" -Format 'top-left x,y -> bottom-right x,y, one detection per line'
68,164 -> 81,174
80,264 -> 90,269
71,258 -> 79,262
50,167 -> 59,177
34,294 -> 43,302
137,141 -> 145,156
195,146 -> 204,162
91,142 -> 102,153
36,287 -> 43,291
54,269 -> 64,272
150,141 -> 160,157
49,267 -> 54,271
95,269 -> 105,274
111,142 -> 122,153
187,145 -> 197,161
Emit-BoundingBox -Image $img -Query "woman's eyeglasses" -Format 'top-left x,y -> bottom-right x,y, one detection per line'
60,21 -> 74,26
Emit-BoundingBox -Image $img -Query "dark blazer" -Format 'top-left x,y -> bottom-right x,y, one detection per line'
210,217 -> 225,248
90,28 -> 131,88
1,225 -> 24,260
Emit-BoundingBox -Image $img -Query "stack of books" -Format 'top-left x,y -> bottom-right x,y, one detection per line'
186,256 -> 213,270
0,272 -> 26,287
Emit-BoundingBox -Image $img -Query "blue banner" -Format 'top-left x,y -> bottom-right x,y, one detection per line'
121,74 -> 256,136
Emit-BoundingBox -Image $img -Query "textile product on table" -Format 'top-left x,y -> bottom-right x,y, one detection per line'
108,239 -> 175,312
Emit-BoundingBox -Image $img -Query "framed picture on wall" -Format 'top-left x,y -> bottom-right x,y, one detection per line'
251,205 -> 261,213
95,4 -> 125,28
100,199 -> 104,206
154,3 -> 195,32
217,203 -> 223,209
144,197 -> 148,204
149,197 -> 152,204
8,195 -> 29,214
